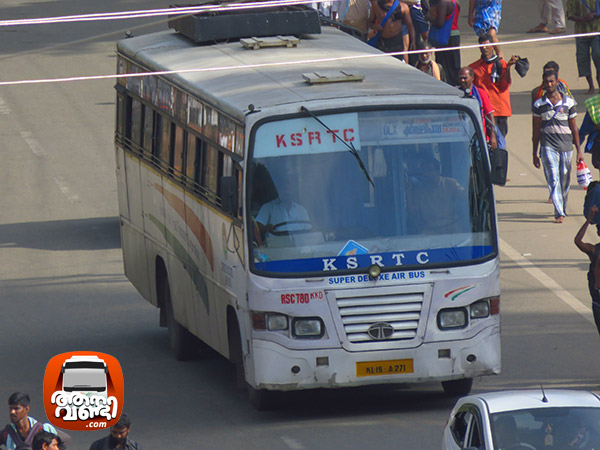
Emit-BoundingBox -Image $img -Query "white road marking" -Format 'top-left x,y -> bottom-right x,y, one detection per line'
500,238 -> 594,325
54,176 -> 80,203
0,96 -> 10,114
281,436 -> 305,449
20,131 -> 46,157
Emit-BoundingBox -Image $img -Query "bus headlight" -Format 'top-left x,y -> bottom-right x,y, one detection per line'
292,318 -> 324,338
267,314 -> 288,331
470,300 -> 490,319
252,312 -> 288,331
438,308 -> 467,330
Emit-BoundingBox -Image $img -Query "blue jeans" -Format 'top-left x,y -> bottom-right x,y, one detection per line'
540,146 -> 573,218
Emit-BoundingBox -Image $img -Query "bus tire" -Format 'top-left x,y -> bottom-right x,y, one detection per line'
247,385 -> 279,411
441,378 -> 473,397
162,277 -> 197,361
227,311 -> 246,389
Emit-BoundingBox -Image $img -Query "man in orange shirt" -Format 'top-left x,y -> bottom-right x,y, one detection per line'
469,32 -> 518,138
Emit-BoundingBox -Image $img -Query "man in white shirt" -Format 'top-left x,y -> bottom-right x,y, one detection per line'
256,181 -> 311,241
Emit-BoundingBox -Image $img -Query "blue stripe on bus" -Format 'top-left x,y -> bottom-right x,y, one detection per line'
255,245 -> 493,273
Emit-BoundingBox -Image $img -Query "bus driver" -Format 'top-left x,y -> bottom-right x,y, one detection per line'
255,180 -> 312,242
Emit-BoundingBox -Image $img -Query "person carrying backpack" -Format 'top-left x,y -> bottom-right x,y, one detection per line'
0,393 -> 58,450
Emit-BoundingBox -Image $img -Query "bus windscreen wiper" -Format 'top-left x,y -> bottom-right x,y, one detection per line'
300,106 -> 374,187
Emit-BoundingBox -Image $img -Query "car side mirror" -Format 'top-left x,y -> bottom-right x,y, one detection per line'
220,176 -> 239,216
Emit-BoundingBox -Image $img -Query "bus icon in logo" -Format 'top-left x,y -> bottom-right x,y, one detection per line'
61,355 -> 108,398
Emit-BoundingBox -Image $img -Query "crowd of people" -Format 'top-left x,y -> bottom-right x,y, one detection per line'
0,392 -> 142,450
311,0 -> 600,227
310,0 -> 600,333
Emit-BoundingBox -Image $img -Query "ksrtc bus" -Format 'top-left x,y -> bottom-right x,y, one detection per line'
114,5 -> 505,408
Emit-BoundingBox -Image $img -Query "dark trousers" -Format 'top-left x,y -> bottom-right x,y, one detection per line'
435,34 -> 460,87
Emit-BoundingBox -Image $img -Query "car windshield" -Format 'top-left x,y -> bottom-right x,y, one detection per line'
248,108 -> 495,275
491,408 -> 600,449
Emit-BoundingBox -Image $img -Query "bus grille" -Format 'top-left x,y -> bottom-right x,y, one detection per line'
336,291 -> 423,343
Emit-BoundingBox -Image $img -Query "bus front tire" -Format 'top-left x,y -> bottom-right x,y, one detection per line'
162,279 -> 197,361
247,384 -> 279,411
441,378 -> 473,397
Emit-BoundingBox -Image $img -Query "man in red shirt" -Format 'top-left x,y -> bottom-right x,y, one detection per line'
469,32 -> 518,138
458,66 -> 497,150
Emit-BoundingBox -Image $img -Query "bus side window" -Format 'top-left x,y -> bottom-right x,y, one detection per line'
142,105 -> 153,155
204,144 -> 219,201
153,115 -> 171,170
130,98 -> 143,148
185,133 -> 198,186
124,96 -> 133,144
171,125 -> 185,178
116,95 -> 125,138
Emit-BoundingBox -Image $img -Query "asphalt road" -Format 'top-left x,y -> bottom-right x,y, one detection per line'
2,0 -> 600,449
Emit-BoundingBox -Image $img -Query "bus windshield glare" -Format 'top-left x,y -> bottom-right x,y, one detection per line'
248,108 -> 494,275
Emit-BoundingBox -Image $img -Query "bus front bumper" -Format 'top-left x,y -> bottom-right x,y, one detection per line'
248,325 -> 500,390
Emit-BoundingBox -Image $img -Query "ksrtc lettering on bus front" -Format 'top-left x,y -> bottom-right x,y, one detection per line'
275,128 -> 355,148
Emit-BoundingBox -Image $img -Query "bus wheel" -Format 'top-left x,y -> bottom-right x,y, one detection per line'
162,278 -> 197,361
247,385 -> 279,411
441,378 -> 473,397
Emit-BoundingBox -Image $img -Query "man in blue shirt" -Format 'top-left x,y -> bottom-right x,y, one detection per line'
1,393 -> 58,450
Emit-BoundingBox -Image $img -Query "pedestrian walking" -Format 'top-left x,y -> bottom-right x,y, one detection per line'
528,0 -> 566,34
567,0 -> 600,94
468,32 -> 518,138
532,70 -> 584,223
426,0 -> 461,86
468,0 -> 503,57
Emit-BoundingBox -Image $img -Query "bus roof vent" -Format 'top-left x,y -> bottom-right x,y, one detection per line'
168,3 -> 321,44
302,71 -> 365,85
240,36 -> 300,50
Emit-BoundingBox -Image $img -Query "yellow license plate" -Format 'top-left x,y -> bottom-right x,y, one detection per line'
356,359 -> 414,377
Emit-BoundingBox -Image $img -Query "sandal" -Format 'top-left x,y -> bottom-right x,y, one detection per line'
527,24 -> 548,33
549,28 -> 565,34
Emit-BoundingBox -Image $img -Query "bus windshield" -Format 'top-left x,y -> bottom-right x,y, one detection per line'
248,108 -> 495,275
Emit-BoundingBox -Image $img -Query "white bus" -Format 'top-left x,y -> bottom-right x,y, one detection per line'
114,6 -> 505,409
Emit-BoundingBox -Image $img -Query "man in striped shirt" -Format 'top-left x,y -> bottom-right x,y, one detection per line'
532,70 -> 584,223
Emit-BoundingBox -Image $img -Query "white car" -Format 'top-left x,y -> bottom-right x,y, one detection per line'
442,389 -> 600,449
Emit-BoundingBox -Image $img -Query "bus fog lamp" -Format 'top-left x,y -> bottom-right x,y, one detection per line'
438,309 -> 467,330
470,300 -> 490,318
267,314 -> 288,331
293,318 -> 323,338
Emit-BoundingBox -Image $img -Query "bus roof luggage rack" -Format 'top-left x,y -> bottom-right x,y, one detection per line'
168,3 -> 321,43
240,36 -> 300,50
302,71 -> 365,85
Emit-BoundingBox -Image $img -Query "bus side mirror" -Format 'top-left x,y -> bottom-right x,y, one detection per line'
220,176 -> 239,216
489,148 -> 508,186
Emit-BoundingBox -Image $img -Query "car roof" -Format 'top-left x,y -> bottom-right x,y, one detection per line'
464,389 -> 600,413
